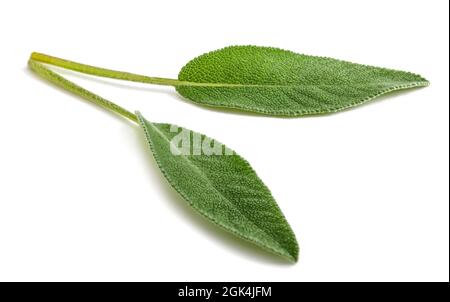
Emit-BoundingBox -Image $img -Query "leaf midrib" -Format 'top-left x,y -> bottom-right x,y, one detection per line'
174,81 -> 429,88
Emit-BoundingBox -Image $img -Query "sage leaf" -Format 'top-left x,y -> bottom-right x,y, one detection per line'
176,46 -> 429,115
31,46 -> 429,116
28,58 -> 299,262
136,112 -> 299,262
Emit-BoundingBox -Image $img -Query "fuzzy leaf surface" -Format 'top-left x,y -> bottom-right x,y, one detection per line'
176,46 -> 428,116
136,112 -> 298,261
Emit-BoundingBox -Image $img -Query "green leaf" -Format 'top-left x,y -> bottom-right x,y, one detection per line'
136,111 -> 299,262
30,47 -> 429,116
176,45 -> 429,116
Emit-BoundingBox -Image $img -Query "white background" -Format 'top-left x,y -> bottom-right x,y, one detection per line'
0,0 -> 448,281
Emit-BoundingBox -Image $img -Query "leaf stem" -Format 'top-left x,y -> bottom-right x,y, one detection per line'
28,59 -> 138,123
31,52 -> 183,87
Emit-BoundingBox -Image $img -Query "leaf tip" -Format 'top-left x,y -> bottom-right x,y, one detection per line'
289,243 -> 300,263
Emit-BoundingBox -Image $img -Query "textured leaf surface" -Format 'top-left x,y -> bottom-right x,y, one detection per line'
176,46 -> 429,116
136,112 -> 298,262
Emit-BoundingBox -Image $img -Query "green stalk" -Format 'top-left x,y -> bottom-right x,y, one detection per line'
30,52 -> 246,88
28,59 -> 137,123
31,52 -> 184,87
